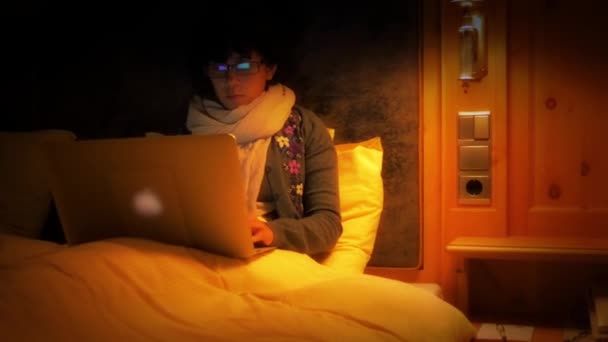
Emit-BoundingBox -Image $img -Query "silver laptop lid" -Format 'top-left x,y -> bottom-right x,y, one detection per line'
45,134 -> 257,259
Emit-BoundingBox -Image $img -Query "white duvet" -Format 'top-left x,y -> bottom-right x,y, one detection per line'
0,234 -> 475,341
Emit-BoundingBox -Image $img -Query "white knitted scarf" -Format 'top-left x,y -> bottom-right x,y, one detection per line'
186,84 -> 295,215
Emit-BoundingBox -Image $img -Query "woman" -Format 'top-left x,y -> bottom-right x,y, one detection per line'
186,28 -> 342,256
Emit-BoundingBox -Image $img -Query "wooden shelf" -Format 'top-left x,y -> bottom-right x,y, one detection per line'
446,236 -> 608,261
447,236 -> 608,319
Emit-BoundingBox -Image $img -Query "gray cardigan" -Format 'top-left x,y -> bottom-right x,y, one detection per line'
262,106 -> 342,255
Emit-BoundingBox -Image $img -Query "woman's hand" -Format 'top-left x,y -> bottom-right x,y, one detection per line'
249,218 -> 274,246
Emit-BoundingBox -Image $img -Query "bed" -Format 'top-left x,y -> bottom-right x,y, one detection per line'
0,130 -> 475,341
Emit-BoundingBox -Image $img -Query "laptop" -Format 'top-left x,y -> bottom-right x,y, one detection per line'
44,133 -> 273,259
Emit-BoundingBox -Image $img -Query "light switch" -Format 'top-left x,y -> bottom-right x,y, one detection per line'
459,115 -> 475,140
474,115 -> 490,140
459,145 -> 490,170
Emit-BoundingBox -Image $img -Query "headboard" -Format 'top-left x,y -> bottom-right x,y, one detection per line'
283,4 -> 421,267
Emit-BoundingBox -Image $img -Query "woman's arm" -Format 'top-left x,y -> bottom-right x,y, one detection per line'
267,110 -> 343,255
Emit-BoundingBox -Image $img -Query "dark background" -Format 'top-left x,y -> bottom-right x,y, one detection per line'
1,1 -> 421,267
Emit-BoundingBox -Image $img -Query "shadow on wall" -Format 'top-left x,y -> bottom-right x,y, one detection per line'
2,3 -> 194,138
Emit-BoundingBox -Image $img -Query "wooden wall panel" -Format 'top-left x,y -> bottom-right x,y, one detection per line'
440,0 -> 509,303
508,0 -> 608,236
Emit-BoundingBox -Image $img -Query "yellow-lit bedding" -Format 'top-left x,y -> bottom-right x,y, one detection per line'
0,234 -> 474,341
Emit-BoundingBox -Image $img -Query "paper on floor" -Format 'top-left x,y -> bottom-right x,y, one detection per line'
476,323 -> 534,341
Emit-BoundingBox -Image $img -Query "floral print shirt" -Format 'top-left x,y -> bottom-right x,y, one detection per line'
273,108 -> 305,216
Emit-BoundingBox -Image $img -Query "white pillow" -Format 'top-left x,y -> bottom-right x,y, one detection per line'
319,137 -> 384,273
0,130 -> 76,238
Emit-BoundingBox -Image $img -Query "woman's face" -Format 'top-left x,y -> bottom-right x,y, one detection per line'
208,51 -> 277,110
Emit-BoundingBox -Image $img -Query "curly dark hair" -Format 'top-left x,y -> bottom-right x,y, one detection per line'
187,7 -> 297,101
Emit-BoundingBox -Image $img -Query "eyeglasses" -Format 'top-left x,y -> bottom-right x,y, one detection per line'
207,61 -> 264,78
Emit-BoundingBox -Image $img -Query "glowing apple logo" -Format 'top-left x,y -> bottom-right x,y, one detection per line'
132,188 -> 163,217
